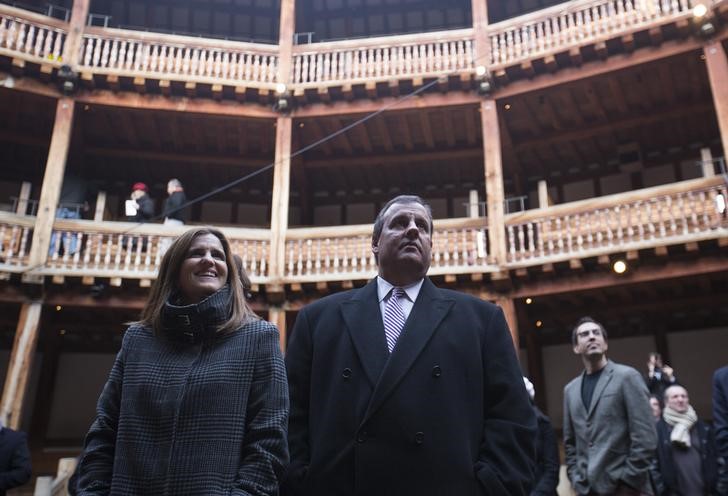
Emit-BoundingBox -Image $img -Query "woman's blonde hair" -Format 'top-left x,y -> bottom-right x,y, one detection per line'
139,227 -> 253,334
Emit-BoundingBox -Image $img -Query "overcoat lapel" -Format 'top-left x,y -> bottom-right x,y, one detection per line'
340,279 -> 389,387
587,361 -> 615,418
362,278 -> 454,424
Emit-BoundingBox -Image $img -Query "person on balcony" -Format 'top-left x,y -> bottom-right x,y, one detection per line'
75,227 -> 289,496
49,174 -> 91,257
284,195 -> 536,496
125,182 -> 154,223
162,178 -> 188,226
645,352 -> 679,399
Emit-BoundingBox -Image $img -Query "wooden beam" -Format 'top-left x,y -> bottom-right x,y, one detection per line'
496,296 -> 519,350
62,0 -> 90,67
25,98 -> 75,278
277,0 -> 295,86
511,256 -> 728,298
704,41 -> 728,156
481,99 -> 507,265
0,302 -> 42,429
15,181 -> 31,215
268,307 -> 287,353
269,116 -> 292,285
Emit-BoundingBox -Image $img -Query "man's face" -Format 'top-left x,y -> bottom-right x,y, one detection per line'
665,386 -> 690,414
573,322 -> 608,358
373,201 -> 432,285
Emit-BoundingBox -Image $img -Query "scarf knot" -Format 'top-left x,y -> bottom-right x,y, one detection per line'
663,405 -> 698,448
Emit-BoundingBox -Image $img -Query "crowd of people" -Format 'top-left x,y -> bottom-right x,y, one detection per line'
3,193 -> 726,495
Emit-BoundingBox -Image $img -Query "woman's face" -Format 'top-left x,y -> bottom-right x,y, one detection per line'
177,233 -> 229,304
649,397 -> 662,419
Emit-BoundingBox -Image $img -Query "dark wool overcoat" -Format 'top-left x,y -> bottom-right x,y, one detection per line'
76,291 -> 289,496
283,277 -> 536,496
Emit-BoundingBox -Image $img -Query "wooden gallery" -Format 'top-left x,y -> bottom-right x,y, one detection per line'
0,0 -> 727,484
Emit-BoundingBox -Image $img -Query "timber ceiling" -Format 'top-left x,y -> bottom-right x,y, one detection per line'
0,51 -> 721,224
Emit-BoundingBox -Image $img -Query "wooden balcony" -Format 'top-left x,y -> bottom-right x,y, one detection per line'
0,177 -> 725,286
2,0 -> 722,95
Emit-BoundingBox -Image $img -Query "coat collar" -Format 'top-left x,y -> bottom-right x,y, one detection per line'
583,360 -> 615,418
349,277 -> 454,424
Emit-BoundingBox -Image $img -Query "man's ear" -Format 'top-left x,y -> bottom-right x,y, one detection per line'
372,242 -> 379,255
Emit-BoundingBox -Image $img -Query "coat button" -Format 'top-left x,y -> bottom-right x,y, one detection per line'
357,431 -> 367,443
414,432 -> 425,445
588,441 -> 594,448
342,368 -> 352,380
432,365 -> 442,378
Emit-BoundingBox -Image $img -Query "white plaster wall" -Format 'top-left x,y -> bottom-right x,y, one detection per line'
667,327 -> 728,420
46,353 -> 117,442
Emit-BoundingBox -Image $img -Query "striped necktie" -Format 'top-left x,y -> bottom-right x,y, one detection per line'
384,287 -> 406,353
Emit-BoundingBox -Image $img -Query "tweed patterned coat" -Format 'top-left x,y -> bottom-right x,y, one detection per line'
76,291 -> 289,496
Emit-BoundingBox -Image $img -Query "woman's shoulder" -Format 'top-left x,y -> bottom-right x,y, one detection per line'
237,318 -> 279,337
121,323 -> 156,346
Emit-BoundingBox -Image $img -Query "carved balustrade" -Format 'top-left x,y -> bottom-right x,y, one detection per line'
489,0 -> 699,67
284,218 -> 493,282
78,27 -> 279,88
0,4 -> 66,65
504,177 -> 728,265
291,29 -> 475,87
0,212 -> 34,272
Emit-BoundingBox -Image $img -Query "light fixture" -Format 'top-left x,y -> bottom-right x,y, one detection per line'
613,259 -> 627,274
478,80 -> 492,94
504,103 -> 512,110
59,329 -> 66,335
693,3 -> 708,18
525,297 -> 533,305
535,320 -> 543,328
55,305 -> 62,311
275,83 -> 287,95
475,65 -> 487,77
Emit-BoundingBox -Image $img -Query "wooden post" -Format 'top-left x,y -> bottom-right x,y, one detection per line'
495,296 -> 519,350
277,0 -> 295,86
538,180 -> 550,209
269,117 -> 293,289
94,191 -> 107,221
471,0 -> 490,67
0,302 -> 42,429
481,99 -> 507,265
468,189 -> 479,218
62,0 -> 91,67
25,99 -> 75,278
700,147 -> 715,178
268,307 -> 287,353
15,182 -> 31,215
704,42 -> 728,158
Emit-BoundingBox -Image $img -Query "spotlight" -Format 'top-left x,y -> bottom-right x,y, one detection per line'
612,260 -> 627,274
55,305 -> 62,311
275,97 -> 289,112
525,298 -> 533,305
475,65 -> 487,77
536,320 -> 543,328
275,83 -> 287,95
693,3 -> 708,18
699,21 -> 716,37
478,80 -> 492,94
57,64 -> 78,95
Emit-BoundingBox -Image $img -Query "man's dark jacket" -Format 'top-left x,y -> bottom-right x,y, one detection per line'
0,427 -> 31,495
652,418 -> 718,495
283,277 -> 536,496
533,406 -> 560,496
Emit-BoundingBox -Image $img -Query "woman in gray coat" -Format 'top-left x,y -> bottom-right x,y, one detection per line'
76,227 -> 289,495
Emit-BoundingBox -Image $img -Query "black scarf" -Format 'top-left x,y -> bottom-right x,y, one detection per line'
161,285 -> 232,345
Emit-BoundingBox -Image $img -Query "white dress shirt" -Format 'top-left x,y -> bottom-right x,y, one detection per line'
376,276 -> 424,326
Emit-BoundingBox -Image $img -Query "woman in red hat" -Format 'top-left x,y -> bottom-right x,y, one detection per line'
126,182 -> 155,222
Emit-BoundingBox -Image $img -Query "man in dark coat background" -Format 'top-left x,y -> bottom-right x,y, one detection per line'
0,422 -> 31,496
283,195 -> 536,496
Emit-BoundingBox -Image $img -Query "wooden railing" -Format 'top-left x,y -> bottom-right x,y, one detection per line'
34,457 -> 76,496
79,26 -> 279,87
0,212 -> 34,272
291,29 -> 475,87
2,1 -> 720,89
284,217 -> 493,282
0,4 -> 66,65
489,0 -> 697,67
504,176 -> 728,265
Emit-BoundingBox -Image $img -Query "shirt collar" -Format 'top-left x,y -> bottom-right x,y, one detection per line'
377,276 -> 424,303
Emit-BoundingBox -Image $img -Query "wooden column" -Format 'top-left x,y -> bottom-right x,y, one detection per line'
700,147 -> 715,178
0,302 -> 43,429
277,0 -> 296,86
538,180 -> 550,209
468,189 -> 479,218
481,99 -> 507,265
94,191 -> 107,221
62,0 -> 91,67
15,182 -> 32,215
704,42 -> 728,156
495,296 -> 519,350
268,307 -> 287,353
471,0 -> 490,67
25,98 -> 75,277
269,117 -> 293,288
525,327 -> 547,411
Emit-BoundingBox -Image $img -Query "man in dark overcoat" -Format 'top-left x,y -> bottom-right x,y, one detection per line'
0,422 -> 31,496
283,195 -> 536,496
